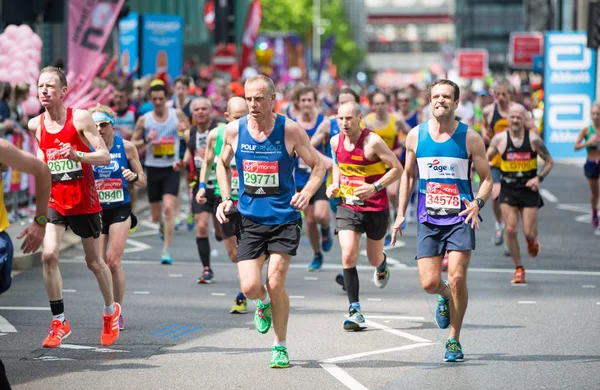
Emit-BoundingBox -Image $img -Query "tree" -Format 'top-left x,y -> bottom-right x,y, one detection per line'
260,0 -> 364,78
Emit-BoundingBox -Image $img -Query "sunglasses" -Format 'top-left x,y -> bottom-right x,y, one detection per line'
96,122 -> 111,128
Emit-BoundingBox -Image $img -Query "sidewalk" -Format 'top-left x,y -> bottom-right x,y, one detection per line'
8,189 -> 150,271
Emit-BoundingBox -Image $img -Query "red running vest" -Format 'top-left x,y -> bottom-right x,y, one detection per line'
336,128 -> 389,212
39,108 -> 101,216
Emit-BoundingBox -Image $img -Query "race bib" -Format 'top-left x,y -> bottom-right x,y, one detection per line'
242,160 -> 279,195
425,182 -> 460,216
503,152 -> 533,172
47,148 -> 83,182
339,175 -> 365,206
297,157 -> 311,173
231,167 -> 239,196
152,137 -> 175,158
96,178 -> 124,204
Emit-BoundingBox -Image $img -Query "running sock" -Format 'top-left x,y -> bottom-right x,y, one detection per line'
50,299 -> 65,322
516,266 -> 524,271
236,292 -> 246,300
592,209 -> 598,218
260,289 -> 271,306
273,340 -> 287,348
495,222 -> 504,230
350,302 -> 361,313
321,226 -> 330,237
196,237 -> 211,268
103,303 -> 116,316
377,253 -> 388,272
343,267 -> 360,304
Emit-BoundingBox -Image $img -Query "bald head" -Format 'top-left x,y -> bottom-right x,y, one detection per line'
508,103 -> 526,118
508,103 -> 526,132
338,102 -> 362,117
226,96 -> 249,121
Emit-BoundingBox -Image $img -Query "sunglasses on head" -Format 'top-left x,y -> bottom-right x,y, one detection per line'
97,121 -> 111,128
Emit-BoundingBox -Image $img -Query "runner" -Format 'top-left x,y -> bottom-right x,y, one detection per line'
90,104 -> 147,329
391,79 -> 493,362
183,97 -> 224,283
30,66 -> 121,347
293,86 -> 333,271
131,82 -> 190,264
363,90 -> 408,246
574,101 -> 600,235
215,75 -> 326,368
0,138 -> 52,390
396,89 -> 420,224
487,104 -> 554,283
326,101 -> 403,330
483,81 -> 538,248
196,96 -> 249,312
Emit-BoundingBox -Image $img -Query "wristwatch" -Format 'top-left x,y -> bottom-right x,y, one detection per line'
373,181 -> 383,192
35,215 -> 48,226
132,173 -> 139,183
537,175 -> 544,182
223,196 -> 233,202
475,198 -> 485,210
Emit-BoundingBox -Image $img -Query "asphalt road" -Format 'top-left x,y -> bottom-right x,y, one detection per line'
1,163 -> 599,390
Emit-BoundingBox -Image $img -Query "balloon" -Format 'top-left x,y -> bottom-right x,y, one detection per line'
4,25 -> 19,40
17,24 -> 33,38
288,66 -> 302,80
30,34 -> 43,50
255,48 -> 273,67
29,83 -> 38,97
0,56 -> 8,68
22,96 -> 41,117
0,68 -> 10,82
242,67 -> 258,80
9,60 -> 26,71
27,65 -> 39,80
10,69 -> 28,84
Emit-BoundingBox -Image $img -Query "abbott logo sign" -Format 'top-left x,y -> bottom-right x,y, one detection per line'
544,32 -> 597,160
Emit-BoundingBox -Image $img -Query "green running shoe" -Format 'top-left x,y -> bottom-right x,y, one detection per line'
254,301 -> 272,334
269,346 -> 289,368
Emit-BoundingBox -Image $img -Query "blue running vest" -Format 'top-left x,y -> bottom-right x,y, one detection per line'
415,121 -> 473,225
92,136 -> 131,209
294,113 -> 325,187
235,115 -> 300,225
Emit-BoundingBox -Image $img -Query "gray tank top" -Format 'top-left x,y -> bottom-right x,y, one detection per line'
143,108 -> 180,168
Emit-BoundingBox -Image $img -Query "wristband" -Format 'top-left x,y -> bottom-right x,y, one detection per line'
223,196 -> 233,201
199,182 -> 207,190
537,175 -> 544,182
373,181 -> 383,192
131,173 -> 139,183
76,152 -> 84,163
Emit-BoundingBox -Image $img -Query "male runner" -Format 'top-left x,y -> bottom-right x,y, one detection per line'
197,96 -> 249,312
172,76 -> 193,231
326,101 -> 403,330
131,83 -> 189,264
391,79 -> 492,362
90,104 -> 147,329
483,81 -> 537,248
574,101 -> 600,235
486,104 -> 553,283
183,97 -> 224,283
293,86 -> 333,271
215,75 -> 325,368
30,66 -> 121,347
0,138 -> 52,390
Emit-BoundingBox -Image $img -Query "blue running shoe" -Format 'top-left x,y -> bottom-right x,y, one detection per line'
321,228 -> 333,252
198,268 -> 214,284
160,251 -> 172,265
186,213 -> 194,231
308,253 -> 323,271
435,280 -> 450,329
384,233 -> 392,246
343,308 -> 366,331
444,338 -> 464,362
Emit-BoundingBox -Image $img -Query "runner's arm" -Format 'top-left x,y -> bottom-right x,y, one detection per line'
216,121 -> 237,199
311,118 -> 330,148
330,135 -> 340,186
0,139 -> 50,218
27,115 -> 40,141
124,140 -> 146,187
397,128 -> 418,217
369,132 -> 403,190
131,115 -> 146,150
291,122 -> 326,200
481,104 -> 493,143
468,129 -> 493,202
531,133 -> 553,179
175,108 -> 191,131
73,110 -> 111,166
200,129 -> 218,186
574,126 -> 592,150
486,134 -> 501,162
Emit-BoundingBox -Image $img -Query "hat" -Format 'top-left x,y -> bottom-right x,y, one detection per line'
476,90 -> 490,97
150,79 -> 165,87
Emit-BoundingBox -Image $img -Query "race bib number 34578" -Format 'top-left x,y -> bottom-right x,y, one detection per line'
242,160 -> 279,195
425,182 -> 460,216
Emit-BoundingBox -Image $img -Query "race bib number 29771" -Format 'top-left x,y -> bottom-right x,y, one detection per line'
242,159 -> 279,195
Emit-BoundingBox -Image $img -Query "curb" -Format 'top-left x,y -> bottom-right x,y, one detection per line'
12,188 -> 150,272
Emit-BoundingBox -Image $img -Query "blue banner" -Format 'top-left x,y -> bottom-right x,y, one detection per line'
544,32 -> 597,161
119,12 -> 140,79
140,14 -> 183,87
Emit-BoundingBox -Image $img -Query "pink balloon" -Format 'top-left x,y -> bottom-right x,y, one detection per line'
9,69 -> 27,84
23,96 -> 41,117
27,49 -> 42,64
17,24 -> 33,39
4,25 -> 19,40
0,68 -> 10,82
30,34 -> 43,50
0,56 -> 8,68
29,83 -> 38,97
9,60 -> 26,71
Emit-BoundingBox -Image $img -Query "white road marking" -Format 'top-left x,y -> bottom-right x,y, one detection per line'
364,320 -> 430,343
0,306 -> 48,311
0,315 -> 17,332
10,271 -> 22,277
367,298 -> 382,302
129,230 -> 160,238
124,238 -> 152,254
575,214 -> 591,223
582,285 -> 596,288
597,302 -> 600,305
321,342 -> 435,364
320,364 -> 369,390
289,295 -> 305,299
518,301 -> 536,304
133,291 -> 150,295
34,356 -> 75,361
60,344 -> 130,353
0,333 -> 7,336
359,250 -> 406,268
539,188 -> 558,203
511,283 -> 528,287
211,293 -> 226,296
62,289 -> 76,293
557,203 -> 589,213
304,276 -> 318,281
364,315 -> 425,321
169,274 -> 183,278
139,220 -> 160,229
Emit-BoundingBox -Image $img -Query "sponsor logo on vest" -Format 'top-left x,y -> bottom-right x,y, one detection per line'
240,143 -> 282,152
255,187 -> 266,195
60,173 -> 71,181
427,159 -> 455,172
351,155 -> 363,161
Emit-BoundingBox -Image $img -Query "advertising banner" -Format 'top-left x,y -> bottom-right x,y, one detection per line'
140,14 -> 183,87
119,12 -> 140,78
544,32 -> 597,161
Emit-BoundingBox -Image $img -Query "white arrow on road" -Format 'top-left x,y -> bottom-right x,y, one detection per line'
0,314 -> 17,333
